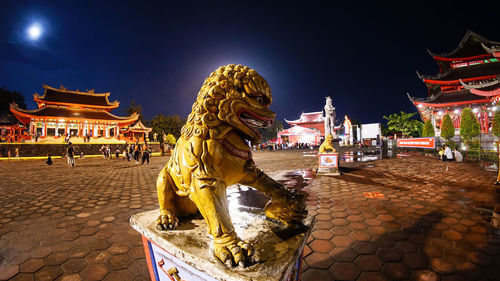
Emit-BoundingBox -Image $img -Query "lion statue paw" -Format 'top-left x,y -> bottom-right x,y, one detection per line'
265,189 -> 307,227
156,211 -> 179,230
214,233 -> 253,267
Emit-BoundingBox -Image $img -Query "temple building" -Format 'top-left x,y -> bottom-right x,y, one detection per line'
121,120 -> 152,142
408,30 -> 500,134
0,111 -> 27,142
9,85 -> 142,141
285,112 -> 326,136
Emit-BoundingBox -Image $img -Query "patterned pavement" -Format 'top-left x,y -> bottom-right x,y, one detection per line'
0,150 -> 499,280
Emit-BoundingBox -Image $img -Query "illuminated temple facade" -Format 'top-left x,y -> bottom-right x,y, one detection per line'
10,85 -> 140,140
285,112 -> 325,136
408,30 -> 500,135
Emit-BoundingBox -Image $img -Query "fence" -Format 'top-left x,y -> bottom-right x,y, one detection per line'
385,135 -> 500,164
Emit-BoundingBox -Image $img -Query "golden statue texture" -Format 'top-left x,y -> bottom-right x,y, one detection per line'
319,134 -> 336,154
156,64 -> 307,267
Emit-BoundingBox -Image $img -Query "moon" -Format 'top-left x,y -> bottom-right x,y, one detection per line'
27,23 -> 43,41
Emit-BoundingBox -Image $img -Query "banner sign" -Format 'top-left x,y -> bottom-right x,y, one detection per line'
318,154 -> 338,168
397,137 -> 435,149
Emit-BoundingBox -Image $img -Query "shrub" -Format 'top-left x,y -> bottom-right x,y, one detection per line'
492,110 -> 500,137
422,120 -> 435,137
460,107 -> 480,141
165,134 -> 176,145
440,114 -> 455,140
444,140 -> 457,150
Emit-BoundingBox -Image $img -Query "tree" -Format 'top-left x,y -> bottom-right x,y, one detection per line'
150,114 -> 186,139
165,134 -> 176,145
492,110 -> 500,137
422,120 -> 435,137
440,114 -> 455,140
383,111 -> 422,138
459,107 -> 480,141
260,119 -> 284,142
125,100 -> 144,122
0,87 -> 26,113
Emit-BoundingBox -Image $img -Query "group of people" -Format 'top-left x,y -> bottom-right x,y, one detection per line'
438,145 -> 463,162
5,147 -> 20,160
255,142 -> 317,151
123,143 -> 151,164
42,142 -> 153,167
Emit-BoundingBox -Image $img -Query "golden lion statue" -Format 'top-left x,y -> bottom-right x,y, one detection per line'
319,134 -> 336,154
156,64 -> 307,267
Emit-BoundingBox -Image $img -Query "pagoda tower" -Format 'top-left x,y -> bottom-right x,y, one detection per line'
408,30 -> 500,134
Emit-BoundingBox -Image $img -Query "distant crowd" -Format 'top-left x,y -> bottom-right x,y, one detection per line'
44,142 -> 153,167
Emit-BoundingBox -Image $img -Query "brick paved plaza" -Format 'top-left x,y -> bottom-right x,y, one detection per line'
1,150 -> 500,280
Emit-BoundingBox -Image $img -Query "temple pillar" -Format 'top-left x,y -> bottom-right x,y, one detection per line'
55,123 -> 59,137
43,120 -> 47,137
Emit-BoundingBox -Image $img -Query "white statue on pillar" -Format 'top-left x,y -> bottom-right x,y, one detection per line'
324,96 -> 336,137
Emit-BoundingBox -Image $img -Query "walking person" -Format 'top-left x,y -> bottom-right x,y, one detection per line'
134,145 -> 140,163
7,149 -> 11,161
15,147 -> 19,160
122,149 -> 127,161
128,144 -> 133,161
115,147 -> 120,159
67,142 -> 75,167
100,145 -> 106,159
107,145 -> 111,159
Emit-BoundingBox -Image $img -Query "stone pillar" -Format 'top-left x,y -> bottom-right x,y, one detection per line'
55,123 -> 59,137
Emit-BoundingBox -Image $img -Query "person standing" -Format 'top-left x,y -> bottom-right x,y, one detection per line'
134,145 -> 140,163
15,147 -> 19,160
67,143 -> 75,167
7,149 -> 11,161
141,145 -> 150,165
115,147 -> 120,159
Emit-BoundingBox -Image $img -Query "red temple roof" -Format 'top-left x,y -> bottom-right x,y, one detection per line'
423,30 -> 500,75
278,126 -> 320,136
122,120 -> 152,133
409,90 -> 491,108
9,104 -> 138,126
285,111 -> 324,125
427,30 -> 500,59
418,62 -> 500,83
34,85 -> 119,110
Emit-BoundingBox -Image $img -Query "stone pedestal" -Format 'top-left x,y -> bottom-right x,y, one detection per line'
317,153 -> 340,175
130,208 -> 314,281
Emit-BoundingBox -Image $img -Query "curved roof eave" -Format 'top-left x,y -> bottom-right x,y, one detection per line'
426,30 -> 500,58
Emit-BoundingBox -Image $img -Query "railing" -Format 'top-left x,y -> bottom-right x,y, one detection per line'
385,135 -> 499,164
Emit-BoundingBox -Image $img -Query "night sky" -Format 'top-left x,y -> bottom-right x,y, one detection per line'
1,1 -> 499,124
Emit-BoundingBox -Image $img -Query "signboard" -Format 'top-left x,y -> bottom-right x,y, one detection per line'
397,137 -> 435,149
318,154 -> 338,168
360,123 -> 381,139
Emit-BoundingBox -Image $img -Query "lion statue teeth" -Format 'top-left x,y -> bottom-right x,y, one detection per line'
155,64 -> 307,268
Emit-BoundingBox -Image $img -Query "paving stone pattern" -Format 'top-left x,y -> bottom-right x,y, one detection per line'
1,151 -> 500,280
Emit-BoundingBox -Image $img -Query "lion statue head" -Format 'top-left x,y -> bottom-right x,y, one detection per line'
181,64 -> 275,145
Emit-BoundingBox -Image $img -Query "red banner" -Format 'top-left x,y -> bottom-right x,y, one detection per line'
397,137 -> 435,149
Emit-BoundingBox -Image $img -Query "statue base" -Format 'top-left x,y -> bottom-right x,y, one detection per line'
317,153 -> 341,176
130,208 -> 314,281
